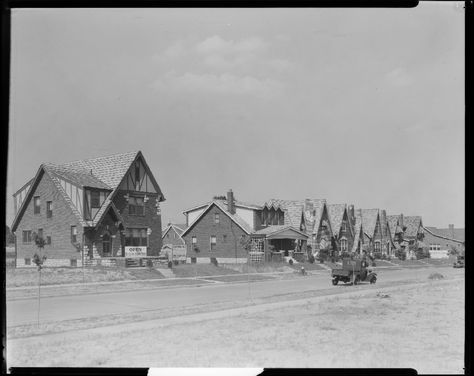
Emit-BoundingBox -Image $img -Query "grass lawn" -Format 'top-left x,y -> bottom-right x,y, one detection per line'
7,277 -> 464,372
171,264 -> 240,278
6,266 -> 165,287
221,262 -> 294,274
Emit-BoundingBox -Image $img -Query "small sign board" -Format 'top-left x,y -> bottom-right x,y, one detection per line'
125,246 -> 147,257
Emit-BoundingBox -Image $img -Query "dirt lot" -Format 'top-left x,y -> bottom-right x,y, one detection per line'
7,276 -> 464,373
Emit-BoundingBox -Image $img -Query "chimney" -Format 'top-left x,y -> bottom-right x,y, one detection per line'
227,189 -> 235,214
356,208 -> 362,217
449,224 -> 454,238
304,199 -> 313,212
90,169 -> 93,175
399,214 -> 404,227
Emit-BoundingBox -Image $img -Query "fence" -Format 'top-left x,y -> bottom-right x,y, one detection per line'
248,251 -> 265,263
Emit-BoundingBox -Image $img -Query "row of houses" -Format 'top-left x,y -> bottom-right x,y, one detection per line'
163,189 -> 465,263
10,151 -> 464,267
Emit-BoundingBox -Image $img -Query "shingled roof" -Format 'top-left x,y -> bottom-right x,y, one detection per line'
423,226 -> 465,244
181,200 -> 253,237
327,204 -> 347,235
12,151 -> 164,231
386,214 -> 403,240
403,216 -> 423,238
360,209 -> 379,239
351,210 -> 364,253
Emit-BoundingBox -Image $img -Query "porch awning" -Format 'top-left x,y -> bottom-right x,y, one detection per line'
252,225 -> 308,240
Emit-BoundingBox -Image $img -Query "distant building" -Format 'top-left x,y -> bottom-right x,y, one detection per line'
11,151 -> 165,267
162,223 -> 187,247
423,224 -> 464,258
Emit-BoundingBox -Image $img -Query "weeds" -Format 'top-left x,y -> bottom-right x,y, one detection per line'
428,272 -> 444,280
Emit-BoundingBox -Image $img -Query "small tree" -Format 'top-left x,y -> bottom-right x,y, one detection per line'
32,232 -> 47,326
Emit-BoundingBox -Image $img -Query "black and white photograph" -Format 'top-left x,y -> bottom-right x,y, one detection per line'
5,3 -> 465,373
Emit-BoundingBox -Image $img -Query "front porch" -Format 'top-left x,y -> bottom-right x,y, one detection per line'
251,225 -> 309,262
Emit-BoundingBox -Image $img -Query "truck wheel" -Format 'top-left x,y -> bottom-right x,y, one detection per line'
370,276 -> 377,284
332,278 -> 339,285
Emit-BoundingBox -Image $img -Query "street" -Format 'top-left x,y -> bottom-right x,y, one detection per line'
7,265 -> 463,328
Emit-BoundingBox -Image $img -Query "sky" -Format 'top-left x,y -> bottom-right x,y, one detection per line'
7,3 -> 464,229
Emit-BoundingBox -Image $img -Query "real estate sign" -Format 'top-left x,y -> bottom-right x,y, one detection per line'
125,246 -> 147,257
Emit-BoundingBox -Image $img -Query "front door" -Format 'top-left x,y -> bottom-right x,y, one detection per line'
102,233 -> 111,257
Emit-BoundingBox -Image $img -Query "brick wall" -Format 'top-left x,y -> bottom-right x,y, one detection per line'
113,190 -> 163,255
14,171 -> 83,261
182,204 -> 248,259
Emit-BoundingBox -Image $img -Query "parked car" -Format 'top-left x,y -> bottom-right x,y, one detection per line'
453,256 -> 465,268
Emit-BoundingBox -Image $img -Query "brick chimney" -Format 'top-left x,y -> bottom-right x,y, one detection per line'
449,224 -> 454,238
227,189 -> 235,214
399,214 -> 404,227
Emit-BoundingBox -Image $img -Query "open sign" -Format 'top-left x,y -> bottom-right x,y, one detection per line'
125,246 -> 147,257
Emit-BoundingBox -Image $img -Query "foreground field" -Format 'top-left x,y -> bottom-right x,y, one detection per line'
7,275 -> 464,373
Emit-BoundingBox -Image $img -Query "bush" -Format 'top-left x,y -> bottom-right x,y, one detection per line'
373,252 -> 382,260
167,261 -> 173,268
173,260 -> 179,266
395,249 -> 407,261
288,259 -> 294,265
210,257 -> 218,267
308,254 -> 315,264
146,259 -> 154,268
381,253 -> 387,260
428,272 -> 444,280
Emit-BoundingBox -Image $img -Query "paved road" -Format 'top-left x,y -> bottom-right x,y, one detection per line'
7,266 -> 463,327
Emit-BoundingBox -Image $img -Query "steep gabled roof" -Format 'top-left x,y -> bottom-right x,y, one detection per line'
386,215 -> 403,240
162,223 -> 188,239
351,211 -> 364,253
403,216 -> 423,237
183,199 -> 262,214
327,204 -> 347,236
181,200 -> 253,237
11,151 -> 164,231
360,209 -> 379,239
253,225 -> 308,240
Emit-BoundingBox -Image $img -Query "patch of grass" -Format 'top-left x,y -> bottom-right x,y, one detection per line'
171,264 -> 240,278
428,272 -> 444,280
221,262 -> 293,274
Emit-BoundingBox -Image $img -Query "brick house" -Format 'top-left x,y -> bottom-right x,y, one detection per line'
401,215 -> 425,259
181,190 -> 254,263
350,209 -> 366,254
11,151 -> 165,267
359,208 -> 392,256
326,204 -> 356,256
422,224 -> 464,258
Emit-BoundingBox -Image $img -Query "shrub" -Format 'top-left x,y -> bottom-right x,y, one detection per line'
173,260 -> 179,266
210,257 -> 218,267
381,253 -> 387,260
395,249 -> 407,261
167,261 -> 173,268
373,252 -> 382,260
308,254 -> 315,264
289,259 -> 294,265
428,272 -> 444,280
146,259 -> 154,268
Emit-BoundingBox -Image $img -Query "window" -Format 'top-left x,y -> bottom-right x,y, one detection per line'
70,259 -> 77,267
38,228 -> 43,239
25,258 -> 31,265
124,228 -> 148,247
46,236 -> 51,245
167,233 -> 170,238
210,236 -> 217,251
129,196 -> 145,216
214,213 -> 220,224
374,241 -> 381,251
223,234 -> 227,243
34,196 -> 41,214
192,236 -> 197,244
22,230 -> 32,244
46,201 -> 53,218
71,226 -> 77,243
174,233 -> 177,239
341,222 -> 347,232
340,238 -> 348,252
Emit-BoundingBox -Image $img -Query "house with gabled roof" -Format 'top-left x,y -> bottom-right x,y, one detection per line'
422,224 -> 464,257
11,151 -> 165,267
351,209 -> 365,254
401,215 -> 426,258
162,222 -> 187,247
326,203 -> 356,255
386,214 -> 404,247
359,208 -> 391,256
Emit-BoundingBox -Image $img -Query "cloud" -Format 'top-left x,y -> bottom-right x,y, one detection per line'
385,67 -> 413,87
152,72 -> 283,99
195,35 -> 266,55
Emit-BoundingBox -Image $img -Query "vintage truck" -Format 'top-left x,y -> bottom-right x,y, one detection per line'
331,258 -> 377,285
